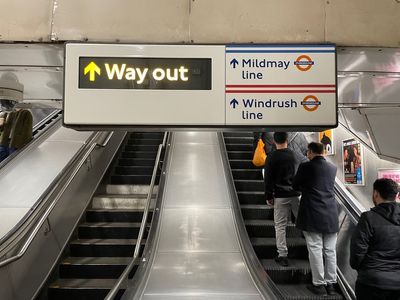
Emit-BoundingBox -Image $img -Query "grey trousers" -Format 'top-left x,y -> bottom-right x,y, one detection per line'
303,231 -> 337,286
274,196 -> 300,257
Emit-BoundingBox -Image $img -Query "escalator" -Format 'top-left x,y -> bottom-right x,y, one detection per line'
41,132 -> 164,300
223,132 -> 344,300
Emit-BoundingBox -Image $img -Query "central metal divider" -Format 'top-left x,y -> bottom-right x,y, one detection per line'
138,132 -> 263,299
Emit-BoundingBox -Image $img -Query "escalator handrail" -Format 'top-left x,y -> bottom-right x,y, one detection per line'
0,131 -> 114,267
105,132 -> 168,300
334,179 -> 366,300
334,177 -> 366,223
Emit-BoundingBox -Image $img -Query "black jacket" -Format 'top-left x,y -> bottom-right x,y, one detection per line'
264,148 -> 300,200
293,156 -> 338,233
350,202 -> 400,290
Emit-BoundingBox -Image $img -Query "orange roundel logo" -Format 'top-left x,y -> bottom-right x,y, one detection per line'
294,55 -> 314,71
301,95 -> 321,112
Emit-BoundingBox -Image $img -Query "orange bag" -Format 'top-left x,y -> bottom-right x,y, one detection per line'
252,138 -> 267,167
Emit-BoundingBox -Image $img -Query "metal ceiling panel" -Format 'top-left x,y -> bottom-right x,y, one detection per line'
337,48 -> 400,73
0,68 -> 62,101
0,44 -> 63,67
339,108 -> 373,148
326,0 -> 400,47
189,0 -> 325,43
338,74 -> 400,105
361,107 -> 400,161
0,0 -> 53,42
52,0 -> 190,42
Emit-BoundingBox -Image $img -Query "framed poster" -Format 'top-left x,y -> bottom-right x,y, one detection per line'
342,138 -> 365,185
378,169 -> 400,200
319,129 -> 334,155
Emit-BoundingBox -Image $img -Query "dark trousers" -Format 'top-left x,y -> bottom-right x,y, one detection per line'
356,281 -> 400,300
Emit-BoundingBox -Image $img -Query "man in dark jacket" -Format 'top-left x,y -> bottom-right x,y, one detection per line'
264,132 -> 301,266
350,178 -> 400,300
293,142 -> 338,296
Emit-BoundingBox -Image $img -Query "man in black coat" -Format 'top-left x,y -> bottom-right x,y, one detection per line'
350,178 -> 400,300
293,142 -> 338,296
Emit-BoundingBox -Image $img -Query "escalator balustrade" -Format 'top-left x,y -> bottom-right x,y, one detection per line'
42,132 -> 163,300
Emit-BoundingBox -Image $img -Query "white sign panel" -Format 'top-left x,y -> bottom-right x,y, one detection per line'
225,45 -> 337,126
64,43 -> 225,126
64,43 -> 336,129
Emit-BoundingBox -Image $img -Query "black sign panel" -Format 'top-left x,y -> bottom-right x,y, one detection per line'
79,57 -> 211,90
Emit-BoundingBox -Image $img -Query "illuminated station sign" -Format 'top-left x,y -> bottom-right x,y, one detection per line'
64,43 -> 337,130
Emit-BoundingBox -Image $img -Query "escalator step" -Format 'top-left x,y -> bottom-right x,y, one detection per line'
232,169 -> 263,180
261,259 -> 311,284
251,237 -> 308,259
78,222 -> 149,239
91,195 -> 153,210
241,204 -> 274,219
234,180 -> 264,192
48,278 -> 125,300
70,239 -> 146,257
110,175 -> 160,185
129,132 -> 164,139
114,166 -> 154,175
86,209 -> 150,222
225,144 -> 254,151
124,144 -> 159,152
121,151 -> 158,159
127,139 -> 161,145
105,184 -> 157,195
59,257 -> 134,279
118,158 -> 156,166
224,137 -> 254,144
229,159 -> 258,169
227,151 -> 254,160
237,192 -> 265,205
275,283 -> 343,300
223,132 -> 253,138
245,220 -> 302,238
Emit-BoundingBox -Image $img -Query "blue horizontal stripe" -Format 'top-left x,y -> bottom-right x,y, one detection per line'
226,44 -> 335,48
226,50 -> 335,53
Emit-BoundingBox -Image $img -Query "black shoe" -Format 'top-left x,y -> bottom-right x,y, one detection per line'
306,284 -> 327,296
326,283 -> 336,295
274,256 -> 289,267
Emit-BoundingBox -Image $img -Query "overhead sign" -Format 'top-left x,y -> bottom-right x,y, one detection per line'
225,45 -> 337,126
79,57 -> 211,90
64,43 -> 337,129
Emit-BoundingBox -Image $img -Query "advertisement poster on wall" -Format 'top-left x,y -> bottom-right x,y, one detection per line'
343,138 -> 364,185
378,169 -> 400,200
319,130 -> 334,155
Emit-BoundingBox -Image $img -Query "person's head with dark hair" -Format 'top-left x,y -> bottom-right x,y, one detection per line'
372,178 -> 399,205
307,142 -> 324,160
273,132 -> 288,145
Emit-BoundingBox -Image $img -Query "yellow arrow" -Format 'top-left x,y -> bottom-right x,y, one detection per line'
84,61 -> 101,82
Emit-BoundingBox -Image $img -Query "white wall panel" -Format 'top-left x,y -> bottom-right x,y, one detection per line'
52,0 -> 190,42
326,0 -> 400,47
0,0 -> 53,41
189,0 -> 325,43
